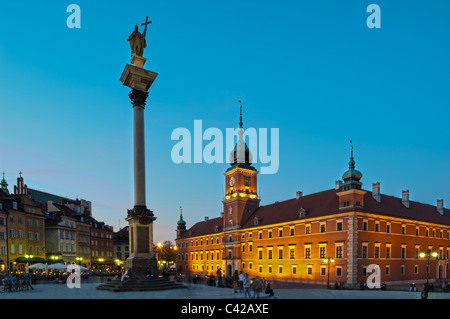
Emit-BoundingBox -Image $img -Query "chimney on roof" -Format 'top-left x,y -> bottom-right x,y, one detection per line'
296,191 -> 302,200
220,212 -> 224,218
372,182 -> 381,202
402,190 -> 410,208
437,199 -> 444,215
335,180 -> 342,190
204,216 -> 209,221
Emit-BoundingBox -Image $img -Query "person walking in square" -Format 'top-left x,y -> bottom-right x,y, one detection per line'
216,268 -> 223,287
232,270 -> 239,293
121,268 -> 131,282
251,276 -> 262,299
243,273 -> 252,299
24,271 -> 34,290
238,271 -> 245,293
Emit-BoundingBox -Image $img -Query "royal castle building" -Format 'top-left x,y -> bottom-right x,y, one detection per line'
175,109 -> 449,287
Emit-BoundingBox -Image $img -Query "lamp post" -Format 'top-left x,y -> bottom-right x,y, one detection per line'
419,251 -> 438,285
323,256 -> 335,288
76,257 -> 83,266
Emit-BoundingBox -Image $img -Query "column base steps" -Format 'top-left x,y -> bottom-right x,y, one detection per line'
96,276 -> 187,292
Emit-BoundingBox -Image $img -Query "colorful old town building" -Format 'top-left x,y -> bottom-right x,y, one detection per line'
0,174 -> 47,272
0,173 -> 116,273
175,112 -> 449,287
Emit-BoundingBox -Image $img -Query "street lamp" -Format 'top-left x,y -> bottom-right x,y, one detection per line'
76,257 -> 83,265
323,256 -> 335,288
419,251 -> 438,285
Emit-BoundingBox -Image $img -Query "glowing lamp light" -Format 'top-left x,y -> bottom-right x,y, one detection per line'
419,252 -> 425,258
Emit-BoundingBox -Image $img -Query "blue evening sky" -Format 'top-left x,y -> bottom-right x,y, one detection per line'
0,0 -> 449,243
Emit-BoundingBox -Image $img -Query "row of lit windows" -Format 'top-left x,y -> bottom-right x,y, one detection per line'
251,244 -> 344,260
1,216 -> 41,227
178,220 -> 346,248
362,220 -> 450,238
189,262 -> 441,278
9,244 -> 41,255
178,237 -> 221,248
189,262 -> 344,277
7,230 -> 40,241
185,250 -> 221,261
91,240 -> 113,247
181,243 -> 345,261
91,250 -> 112,257
78,225 -> 90,232
91,231 -> 113,239
242,221 -> 344,240
362,244 -> 450,259
361,264 -> 449,276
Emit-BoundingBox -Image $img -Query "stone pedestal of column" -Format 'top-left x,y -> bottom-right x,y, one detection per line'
125,205 -> 157,277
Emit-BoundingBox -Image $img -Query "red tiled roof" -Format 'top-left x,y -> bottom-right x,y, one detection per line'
178,216 -> 223,239
241,189 -> 339,229
363,191 -> 450,225
115,226 -> 129,236
53,203 -> 76,217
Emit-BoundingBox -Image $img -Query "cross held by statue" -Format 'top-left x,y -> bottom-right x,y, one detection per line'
141,16 -> 152,30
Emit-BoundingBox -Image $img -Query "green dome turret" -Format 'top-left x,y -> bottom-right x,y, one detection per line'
177,206 -> 186,231
340,141 -> 363,191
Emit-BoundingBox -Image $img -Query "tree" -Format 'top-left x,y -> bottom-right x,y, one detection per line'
159,241 -> 178,268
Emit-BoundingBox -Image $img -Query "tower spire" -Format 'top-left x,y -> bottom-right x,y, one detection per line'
14,171 -> 28,195
349,140 -> 355,169
228,100 -> 253,167
177,205 -> 186,231
340,140 -> 363,191
238,100 -> 243,128
0,172 -> 8,194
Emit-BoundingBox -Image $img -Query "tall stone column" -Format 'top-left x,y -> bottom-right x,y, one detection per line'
120,56 -> 158,277
130,89 -> 148,207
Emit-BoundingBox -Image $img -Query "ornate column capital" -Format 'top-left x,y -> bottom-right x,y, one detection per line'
129,88 -> 149,108
126,205 -> 156,225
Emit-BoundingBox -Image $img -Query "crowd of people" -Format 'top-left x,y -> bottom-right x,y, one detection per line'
1,272 -> 34,292
232,270 -> 274,299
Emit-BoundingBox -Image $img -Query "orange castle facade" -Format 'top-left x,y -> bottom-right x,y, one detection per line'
175,115 -> 449,287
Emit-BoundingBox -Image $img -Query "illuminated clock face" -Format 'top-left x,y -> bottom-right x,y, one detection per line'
229,177 -> 235,187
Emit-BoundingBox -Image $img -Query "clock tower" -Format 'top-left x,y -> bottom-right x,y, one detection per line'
222,102 -> 260,231
222,102 -> 260,277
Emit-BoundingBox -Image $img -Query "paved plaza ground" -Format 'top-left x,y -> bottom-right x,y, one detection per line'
1,281 -> 449,299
